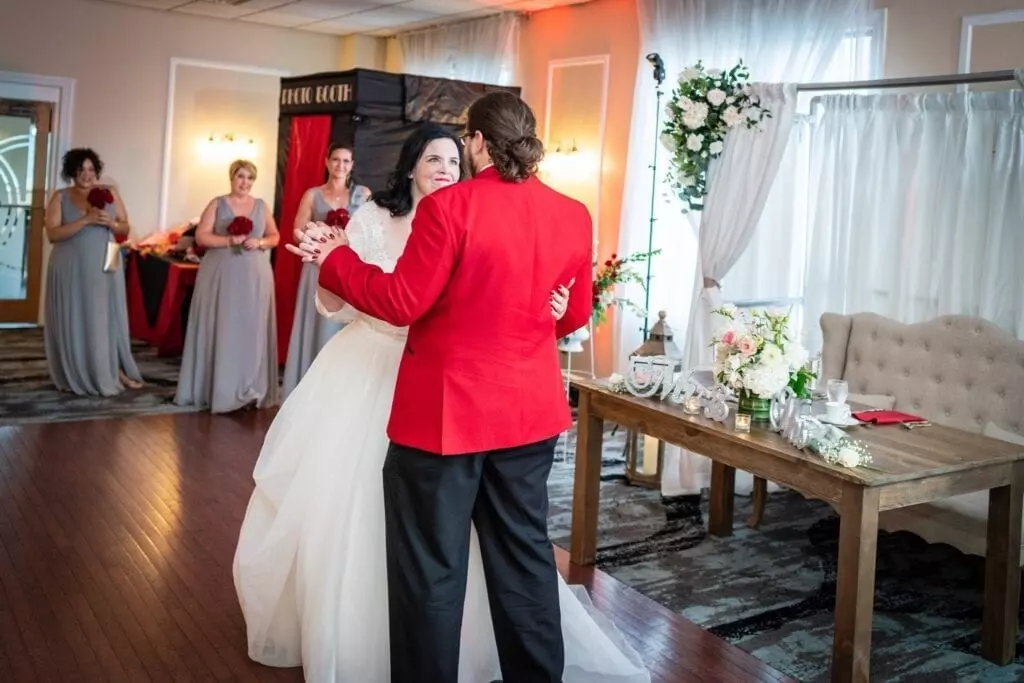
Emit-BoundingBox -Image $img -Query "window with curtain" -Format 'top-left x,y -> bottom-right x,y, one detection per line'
615,0 -> 878,372
718,10 -> 884,344
397,13 -> 521,86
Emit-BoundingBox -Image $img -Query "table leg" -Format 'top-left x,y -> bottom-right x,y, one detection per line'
708,461 -> 736,537
831,483 -> 879,683
982,462 -> 1024,664
570,391 -> 604,566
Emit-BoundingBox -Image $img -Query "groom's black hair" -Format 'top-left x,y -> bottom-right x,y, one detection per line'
372,123 -> 464,217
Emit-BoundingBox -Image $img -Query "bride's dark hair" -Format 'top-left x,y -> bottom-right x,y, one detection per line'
372,123 -> 463,217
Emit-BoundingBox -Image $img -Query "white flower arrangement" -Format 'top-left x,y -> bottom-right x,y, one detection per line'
662,61 -> 772,211
607,373 -> 629,394
710,305 -> 812,400
812,432 -> 874,470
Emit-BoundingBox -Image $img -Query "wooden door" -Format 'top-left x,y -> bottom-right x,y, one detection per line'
0,98 -> 51,323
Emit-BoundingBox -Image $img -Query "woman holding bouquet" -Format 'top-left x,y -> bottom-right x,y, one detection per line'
281,143 -> 370,398
43,147 -> 143,396
175,159 -> 280,413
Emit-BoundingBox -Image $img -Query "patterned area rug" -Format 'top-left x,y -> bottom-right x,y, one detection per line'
547,422 -> 1024,683
0,327 -> 193,425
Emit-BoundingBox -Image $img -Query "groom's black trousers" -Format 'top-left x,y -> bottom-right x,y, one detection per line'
382,436 -> 564,683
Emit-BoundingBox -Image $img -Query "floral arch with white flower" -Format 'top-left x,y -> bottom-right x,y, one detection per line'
662,61 -> 772,212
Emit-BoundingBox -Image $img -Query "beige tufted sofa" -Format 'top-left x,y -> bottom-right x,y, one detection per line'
820,312 -> 1024,562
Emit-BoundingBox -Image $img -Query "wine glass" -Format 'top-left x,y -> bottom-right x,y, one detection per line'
827,379 -> 849,405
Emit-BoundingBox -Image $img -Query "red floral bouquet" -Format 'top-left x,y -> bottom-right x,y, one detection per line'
324,208 -> 351,230
227,216 -> 254,254
86,187 -> 127,242
590,249 -> 660,327
87,187 -> 113,208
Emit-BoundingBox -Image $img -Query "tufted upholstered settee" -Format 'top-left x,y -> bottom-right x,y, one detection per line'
820,312 -> 1024,562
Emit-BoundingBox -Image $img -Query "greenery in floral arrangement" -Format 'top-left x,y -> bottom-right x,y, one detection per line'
591,249 -> 661,327
662,60 -> 772,212
709,305 -> 814,399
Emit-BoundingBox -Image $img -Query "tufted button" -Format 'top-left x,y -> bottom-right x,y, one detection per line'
986,356 -> 995,364
896,337 -> 905,346
954,349 -> 962,359
976,416 -> 984,425
872,331 -> 878,341
974,326 -> 982,335
997,388 -> 1006,398
945,321 -> 953,329
944,409 -> 952,417
903,369 -> 911,378
913,401 -> 921,410
924,342 -> 931,352
965,381 -> 974,391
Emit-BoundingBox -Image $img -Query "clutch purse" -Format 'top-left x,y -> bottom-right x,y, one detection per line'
103,238 -> 121,273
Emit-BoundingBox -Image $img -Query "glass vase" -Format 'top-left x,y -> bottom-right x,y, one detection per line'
738,389 -> 771,423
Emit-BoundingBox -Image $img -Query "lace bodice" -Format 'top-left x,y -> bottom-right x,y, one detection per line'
314,202 -> 410,337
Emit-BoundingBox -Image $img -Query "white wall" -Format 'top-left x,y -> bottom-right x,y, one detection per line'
0,0 -> 340,234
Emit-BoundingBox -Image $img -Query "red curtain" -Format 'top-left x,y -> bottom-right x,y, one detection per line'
274,115 -> 332,365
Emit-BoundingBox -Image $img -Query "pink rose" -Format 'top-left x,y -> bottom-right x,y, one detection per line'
736,336 -> 757,356
721,330 -> 736,345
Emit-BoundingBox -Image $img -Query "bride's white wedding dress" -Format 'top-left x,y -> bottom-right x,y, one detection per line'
233,202 -> 650,683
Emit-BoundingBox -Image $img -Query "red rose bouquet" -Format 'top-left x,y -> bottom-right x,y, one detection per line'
324,208 -> 351,230
86,187 -> 127,242
227,216 -> 254,254
87,187 -> 113,209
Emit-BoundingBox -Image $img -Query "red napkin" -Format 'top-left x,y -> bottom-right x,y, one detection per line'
852,409 -> 925,425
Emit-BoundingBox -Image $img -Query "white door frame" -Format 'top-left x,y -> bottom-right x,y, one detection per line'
158,57 -> 291,229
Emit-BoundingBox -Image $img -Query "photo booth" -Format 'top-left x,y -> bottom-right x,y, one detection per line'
273,68 -> 519,363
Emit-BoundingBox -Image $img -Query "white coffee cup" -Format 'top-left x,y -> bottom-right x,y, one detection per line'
826,401 -> 851,422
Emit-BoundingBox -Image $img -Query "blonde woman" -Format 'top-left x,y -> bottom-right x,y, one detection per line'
175,160 -> 280,413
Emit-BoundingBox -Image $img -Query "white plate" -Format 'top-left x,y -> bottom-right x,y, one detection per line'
817,414 -> 861,427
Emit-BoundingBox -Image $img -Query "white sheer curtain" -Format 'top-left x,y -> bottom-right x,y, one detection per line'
398,13 -> 521,85
615,0 -> 873,496
802,89 -> 1024,348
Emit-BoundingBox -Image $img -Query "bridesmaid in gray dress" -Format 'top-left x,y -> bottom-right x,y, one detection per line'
281,143 -> 370,398
174,160 -> 280,413
43,148 -> 144,396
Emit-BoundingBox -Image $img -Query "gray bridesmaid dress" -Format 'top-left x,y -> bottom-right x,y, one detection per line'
174,197 -> 278,413
280,185 -> 368,398
44,188 -> 142,396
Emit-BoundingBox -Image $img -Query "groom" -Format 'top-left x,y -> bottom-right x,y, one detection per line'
293,93 -> 593,682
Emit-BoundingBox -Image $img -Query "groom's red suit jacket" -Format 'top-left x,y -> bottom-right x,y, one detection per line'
318,166 -> 593,456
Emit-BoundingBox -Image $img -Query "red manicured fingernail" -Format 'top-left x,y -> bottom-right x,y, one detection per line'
314,249 -> 321,254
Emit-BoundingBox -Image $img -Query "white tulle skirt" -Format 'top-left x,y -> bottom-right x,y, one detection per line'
233,318 -> 650,683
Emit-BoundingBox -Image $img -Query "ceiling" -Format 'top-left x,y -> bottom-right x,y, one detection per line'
91,0 -> 583,36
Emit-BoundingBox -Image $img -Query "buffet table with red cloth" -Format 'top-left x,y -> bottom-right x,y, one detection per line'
126,251 -> 198,356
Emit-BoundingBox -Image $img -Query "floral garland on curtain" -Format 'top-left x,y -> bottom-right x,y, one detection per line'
661,61 -> 772,211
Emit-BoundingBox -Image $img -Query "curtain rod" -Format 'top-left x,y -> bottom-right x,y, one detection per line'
796,69 -> 1018,92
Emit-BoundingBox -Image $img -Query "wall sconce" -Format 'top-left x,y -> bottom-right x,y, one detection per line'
196,133 -> 257,163
540,138 -> 598,181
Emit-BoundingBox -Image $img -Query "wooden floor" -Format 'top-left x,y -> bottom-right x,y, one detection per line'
0,411 -> 793,682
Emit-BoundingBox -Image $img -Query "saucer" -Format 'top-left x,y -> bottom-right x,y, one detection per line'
818,414 -> 861,427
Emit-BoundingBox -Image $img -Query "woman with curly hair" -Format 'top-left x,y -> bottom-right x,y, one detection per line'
43,147 -> 143,396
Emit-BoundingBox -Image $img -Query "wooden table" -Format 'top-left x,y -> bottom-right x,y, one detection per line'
569,376 -> 1024,683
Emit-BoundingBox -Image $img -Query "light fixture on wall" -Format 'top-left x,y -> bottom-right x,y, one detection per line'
541,138 -> 594,180
196,133 -> 257,163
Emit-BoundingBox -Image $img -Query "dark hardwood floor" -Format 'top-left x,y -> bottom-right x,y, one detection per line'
0,411 -> 793,682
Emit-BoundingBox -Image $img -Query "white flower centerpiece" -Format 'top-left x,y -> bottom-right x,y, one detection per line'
662,61 -> 772,212
710,305 -> 814,422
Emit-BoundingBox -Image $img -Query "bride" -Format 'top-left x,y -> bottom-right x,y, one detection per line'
233,123 -> 650,683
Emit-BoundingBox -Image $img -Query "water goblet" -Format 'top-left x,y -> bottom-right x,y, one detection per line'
826,379 -> 849,405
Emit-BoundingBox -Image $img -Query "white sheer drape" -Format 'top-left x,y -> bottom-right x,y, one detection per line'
398,13 -> 521,85
802,89 -> 1024,348
681,83 -> 798,372
615,0 -> 872,496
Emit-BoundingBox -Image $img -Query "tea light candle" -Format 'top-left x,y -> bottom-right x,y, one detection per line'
734,413 -> 751,432
683,396 -> 701,414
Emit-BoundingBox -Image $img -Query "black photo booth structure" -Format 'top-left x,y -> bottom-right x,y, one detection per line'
272,68 -> 520,363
